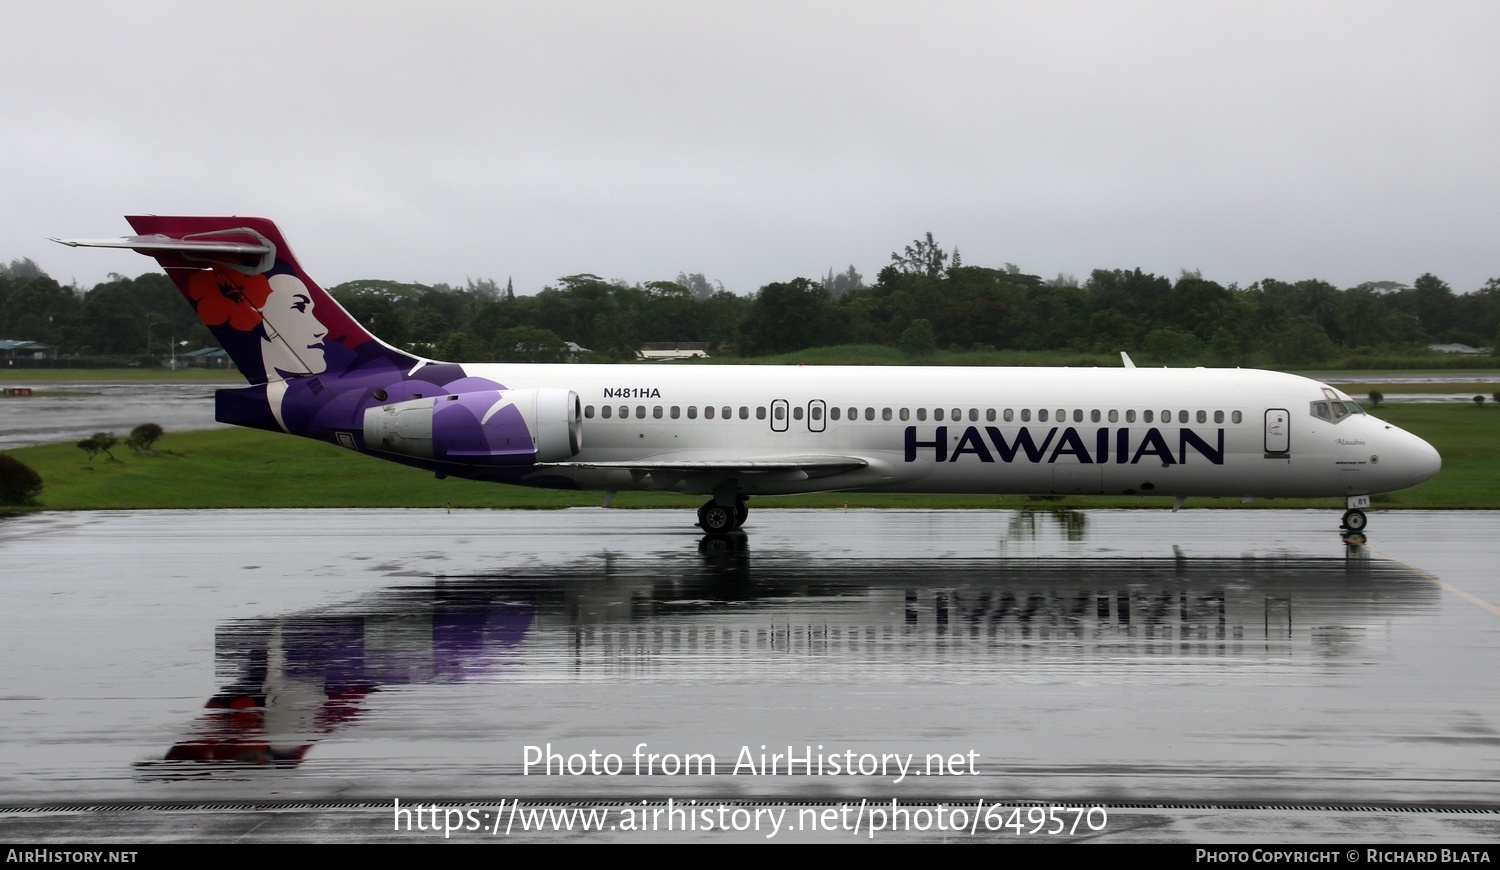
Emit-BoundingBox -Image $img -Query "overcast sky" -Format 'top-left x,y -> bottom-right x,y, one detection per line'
6,1 -> 1498,296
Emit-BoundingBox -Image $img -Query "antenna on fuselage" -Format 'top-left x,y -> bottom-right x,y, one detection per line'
1120,351 -> 1136,369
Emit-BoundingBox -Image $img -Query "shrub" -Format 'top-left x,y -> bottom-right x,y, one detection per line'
0,455 -> 43,505
77,432 -> 118,463
127,423 -> 164,454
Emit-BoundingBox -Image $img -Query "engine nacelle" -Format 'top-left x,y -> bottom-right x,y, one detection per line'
362,388 -> 582,466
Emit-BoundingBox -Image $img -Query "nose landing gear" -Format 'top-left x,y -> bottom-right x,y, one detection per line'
1341,495 -> 1371,534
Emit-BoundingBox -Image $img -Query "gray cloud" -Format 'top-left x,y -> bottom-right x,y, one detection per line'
7,1 -> 1498,295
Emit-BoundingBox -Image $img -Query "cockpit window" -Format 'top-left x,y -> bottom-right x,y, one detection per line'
1310,399 -> 1360,423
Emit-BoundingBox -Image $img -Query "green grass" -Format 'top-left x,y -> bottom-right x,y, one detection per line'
706,345 -> 1127,367
0,368 -> 240,383
1330,382 -> 1500,395
3,403 -> 1493,511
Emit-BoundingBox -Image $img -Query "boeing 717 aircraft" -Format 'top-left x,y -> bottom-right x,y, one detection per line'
54,216 -> 1441,534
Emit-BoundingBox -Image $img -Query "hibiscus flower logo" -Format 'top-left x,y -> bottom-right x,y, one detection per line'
186,267 -> 274,331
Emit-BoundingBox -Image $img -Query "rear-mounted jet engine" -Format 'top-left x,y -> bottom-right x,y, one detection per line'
363,388 -> 581,465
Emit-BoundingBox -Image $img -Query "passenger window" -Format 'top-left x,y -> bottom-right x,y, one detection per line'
807,406 -> 818,421
653,406 -> 663,419
1178,410 -> 1189,424
636,406 -> 646,419
671,406 -> 681,419
935,409 -> 945,422
1091,409 -> 1101,423
1213,410 -> 1223,424
1108,410 -> 1118,423
882,408 -> 893,421
585,405 -> 595,419
1126,410 -> 1136,423
1232,411 -> 1242,424
847,407 -> 857,420
969,409 -> 978,422
899,408 -> 909,421
986,409 -> 996,422
757,407 -> 767,420
601,405 -> 612,419
864,408 -> 875,421
1039,409 -> 1049,422
619,405 -> 629,418
688,406 -> 698,419
830,407 -> 840,421
793,406 -> 803,421
917,408 -> 927,421
1003,409 -> 1013,422
1196,410 -> 1206,424
739,407 -> 749,419
1073,409 -> 1083,423
772,405 -> 783,420
1021,409 -> 1031,422
1143,410 -> 1153,423
706,406 -> 716,420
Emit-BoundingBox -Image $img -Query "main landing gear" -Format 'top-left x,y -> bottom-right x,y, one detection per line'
698,496 -> 749,534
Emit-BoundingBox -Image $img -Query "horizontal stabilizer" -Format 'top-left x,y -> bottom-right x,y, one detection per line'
50,234 -> 271,256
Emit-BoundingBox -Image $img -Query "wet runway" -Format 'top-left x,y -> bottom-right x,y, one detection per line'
1,507 -> 1497,843
0,381 -> 235,449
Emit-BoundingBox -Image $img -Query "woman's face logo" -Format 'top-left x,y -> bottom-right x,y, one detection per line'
261,274 -> 327,376
186,268 -> 327,378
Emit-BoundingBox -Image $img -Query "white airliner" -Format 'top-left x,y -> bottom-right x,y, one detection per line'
54,216 -> 1441,534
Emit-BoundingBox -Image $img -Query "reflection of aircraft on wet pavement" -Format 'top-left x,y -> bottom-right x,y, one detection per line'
58,218 -> 1439,534
147,539 -> 1436,770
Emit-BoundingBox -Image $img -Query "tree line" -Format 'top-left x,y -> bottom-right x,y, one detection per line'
2,235 -> 1498,367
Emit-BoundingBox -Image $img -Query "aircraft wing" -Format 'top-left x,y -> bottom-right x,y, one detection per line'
537,454 -> 869,488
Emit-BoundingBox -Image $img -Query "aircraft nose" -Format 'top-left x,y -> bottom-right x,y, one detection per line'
1410,435 -> 1442,486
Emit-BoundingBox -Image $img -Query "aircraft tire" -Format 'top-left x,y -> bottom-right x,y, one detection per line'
698,500 -> 736,535
1342,509 -> 1368,532
735,497 -> 749,529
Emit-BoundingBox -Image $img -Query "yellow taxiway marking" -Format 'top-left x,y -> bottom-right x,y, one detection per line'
1364,542 -> 1500,618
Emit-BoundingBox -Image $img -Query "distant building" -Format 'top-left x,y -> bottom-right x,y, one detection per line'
0,340 -> 54,362
180,346 -> 231,367
637,341 -> 710,361
1429,343 -> 1492,355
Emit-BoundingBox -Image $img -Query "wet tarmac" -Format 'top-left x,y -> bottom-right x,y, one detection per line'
0,507 -> 1496,843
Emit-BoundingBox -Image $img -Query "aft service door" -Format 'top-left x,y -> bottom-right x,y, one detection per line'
1264,408 -> 1290,455
770,399 -> 789,433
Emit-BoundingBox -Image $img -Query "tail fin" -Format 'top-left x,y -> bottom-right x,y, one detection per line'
55,216 -> 420,386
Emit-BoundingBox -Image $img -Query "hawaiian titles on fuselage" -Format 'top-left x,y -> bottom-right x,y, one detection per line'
905,425 -> 1225,465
